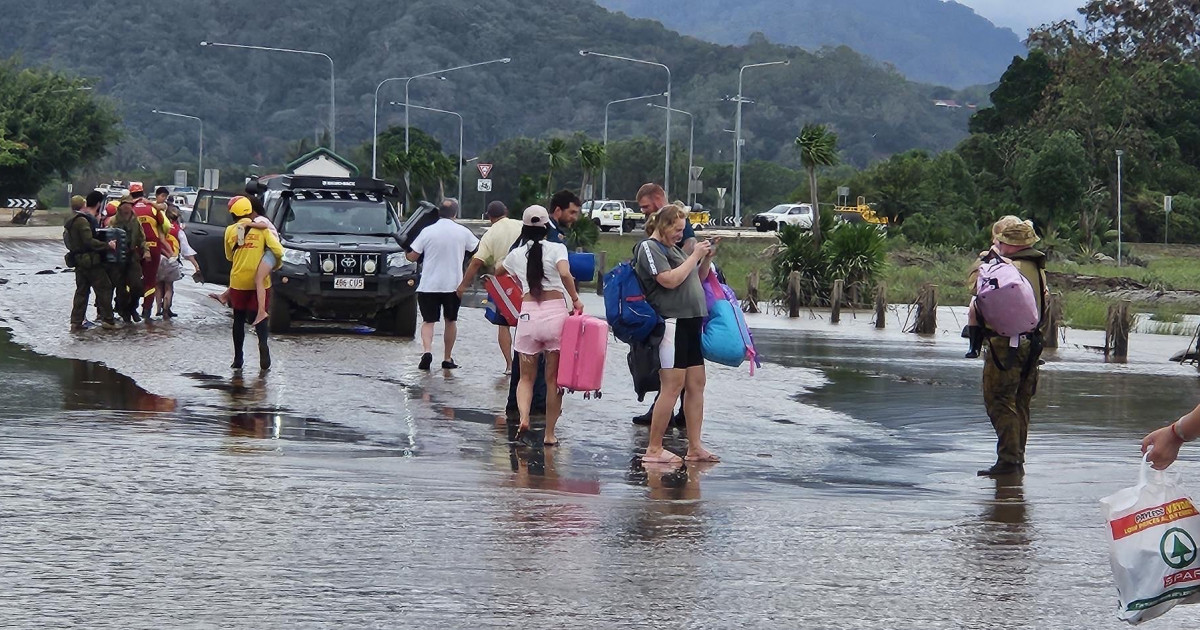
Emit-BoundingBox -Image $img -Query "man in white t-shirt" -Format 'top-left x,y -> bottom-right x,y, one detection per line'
406,198 -> 480,370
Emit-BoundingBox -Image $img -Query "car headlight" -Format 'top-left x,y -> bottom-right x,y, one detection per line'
281,248 -> 310,267
388,253 -> 413,269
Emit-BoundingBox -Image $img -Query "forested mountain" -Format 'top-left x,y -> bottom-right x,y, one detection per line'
597,0 -> 1027,88
0,0 -> 975,179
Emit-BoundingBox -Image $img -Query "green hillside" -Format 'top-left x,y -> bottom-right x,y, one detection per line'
0,0 -> 973,177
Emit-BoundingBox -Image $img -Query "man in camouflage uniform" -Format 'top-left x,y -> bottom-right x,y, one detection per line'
107,200 -> 149,323
66,191 -> 117,331
975,220 -> 1049,477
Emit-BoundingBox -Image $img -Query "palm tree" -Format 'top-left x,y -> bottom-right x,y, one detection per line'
431,154 -> 457,199
578,141 -> 606,202
384,147 -> 436,205
795,123 -> 840,245
545,138 -> 568,200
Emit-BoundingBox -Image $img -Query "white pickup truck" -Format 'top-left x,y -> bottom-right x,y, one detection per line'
581,199 -> 644,232
753,203 -> 814,232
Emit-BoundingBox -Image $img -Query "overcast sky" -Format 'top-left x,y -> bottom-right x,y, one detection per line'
952,0 -> 1082,34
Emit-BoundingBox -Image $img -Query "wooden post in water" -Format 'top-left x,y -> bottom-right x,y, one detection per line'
1105,300 -> 1132,363
830,279 -> 844,324
1044,292 -> 1063,349
744,271 -> 761,314
874,283 -> 887,329
787,271 -> 802,318
913,283 -> 938,334
594,251 -> 607,295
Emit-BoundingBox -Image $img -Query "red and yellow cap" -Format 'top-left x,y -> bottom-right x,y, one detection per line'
228,196 -> 253,218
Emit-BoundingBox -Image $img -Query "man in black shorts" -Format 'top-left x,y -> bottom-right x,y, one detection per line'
406,198 -> 480,370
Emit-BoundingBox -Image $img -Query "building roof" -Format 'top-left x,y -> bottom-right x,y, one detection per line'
285,147 -> 360,176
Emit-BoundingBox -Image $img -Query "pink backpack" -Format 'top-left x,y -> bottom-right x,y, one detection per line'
975,256 -> 1040,347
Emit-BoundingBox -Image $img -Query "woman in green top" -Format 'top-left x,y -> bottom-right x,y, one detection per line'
634,204 -> 720,465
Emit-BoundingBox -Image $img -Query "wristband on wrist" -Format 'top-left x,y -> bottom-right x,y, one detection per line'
1173,419 -> 1191,443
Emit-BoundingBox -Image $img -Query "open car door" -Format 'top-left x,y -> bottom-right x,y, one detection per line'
185,189 -> 239,286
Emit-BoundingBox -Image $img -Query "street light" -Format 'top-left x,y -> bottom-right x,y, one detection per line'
152,109 -> 203,187
391,102 -> 464,204
602,92 -> 666,199
1116,149 -> 1124,267
648,103 -> 695,207
200,40 -> 336,151
735,60 -> 789,225
401,58 -> 510,200
404,58 -> 510,155
372,75 -> 447,178
581,50 -> 673,198
51,86 -> 93,93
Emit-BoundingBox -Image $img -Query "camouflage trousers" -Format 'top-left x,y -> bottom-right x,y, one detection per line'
72,265 -> 115,326
982,336 -> 1040,465
107,260 -> 144,318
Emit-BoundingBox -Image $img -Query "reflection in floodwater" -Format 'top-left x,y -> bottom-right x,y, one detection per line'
0,327 -> 177,416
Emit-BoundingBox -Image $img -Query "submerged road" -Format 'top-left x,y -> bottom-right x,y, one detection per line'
1,239 -> 1198,628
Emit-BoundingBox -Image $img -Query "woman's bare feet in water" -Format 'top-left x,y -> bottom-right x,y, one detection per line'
208,292 -> 229,307
684,448 -> 721,463
642,448 -> 683,465
252,310 -> 268,326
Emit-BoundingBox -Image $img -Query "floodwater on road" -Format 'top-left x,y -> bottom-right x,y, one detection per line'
2,239 -> 1199,628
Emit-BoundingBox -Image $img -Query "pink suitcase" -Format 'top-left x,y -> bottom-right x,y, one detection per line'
557,313 -> 608,399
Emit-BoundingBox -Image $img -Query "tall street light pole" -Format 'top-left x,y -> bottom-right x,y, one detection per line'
200,41 -> 336,151
404,58 -> 511,154
152,109 -> 203,186
603,92 -> 666,200
648,103 -> 694,207
1116,149 -> 1124,267
402,58 -> 510,203
735,60 -> 789,226
373,76 -> 447,178
581,51 -> 672,198
391,102 -> 464,204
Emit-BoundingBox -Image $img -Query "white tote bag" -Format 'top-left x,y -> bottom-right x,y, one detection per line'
1100,453 -> 1200,624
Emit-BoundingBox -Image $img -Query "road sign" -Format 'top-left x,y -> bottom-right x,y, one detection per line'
477,179 -> 493,192
584,184 -> 594,200
477,163 -> 493,179
202,169 -> 220,189
723,216 -> 735,226
838,186 -> 850,197
4,198 -> 37,209
689,180 -> 703,195
66,184 -> 73,194
716,187 -> 727,199
690,166 -> 704,181
1165,195 -> 1173,214
174,170 -> 188,188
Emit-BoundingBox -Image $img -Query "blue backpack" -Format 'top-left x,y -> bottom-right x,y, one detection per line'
604,241 -> 664,344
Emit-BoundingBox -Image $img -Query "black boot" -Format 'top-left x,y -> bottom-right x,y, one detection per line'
963,325 -> 984,359
977,461 -> 1024,477
255,320 -> 271,371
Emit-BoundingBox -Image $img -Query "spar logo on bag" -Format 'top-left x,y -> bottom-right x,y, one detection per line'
1161,527 -> 1198,574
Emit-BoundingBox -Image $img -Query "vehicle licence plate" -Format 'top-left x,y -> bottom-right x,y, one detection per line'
334,277 -> 365,290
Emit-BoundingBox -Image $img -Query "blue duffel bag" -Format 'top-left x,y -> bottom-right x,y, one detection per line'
568,252 -> 596,282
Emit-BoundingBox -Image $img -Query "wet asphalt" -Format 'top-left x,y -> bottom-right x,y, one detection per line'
2,239 -> 1200,628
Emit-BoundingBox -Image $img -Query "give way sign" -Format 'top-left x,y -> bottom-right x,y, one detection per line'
477,163 -> 494,179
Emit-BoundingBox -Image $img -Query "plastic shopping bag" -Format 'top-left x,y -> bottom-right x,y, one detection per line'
1100,453 -> 1200,624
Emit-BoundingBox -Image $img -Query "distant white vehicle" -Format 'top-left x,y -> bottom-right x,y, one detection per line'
581,199 -> 643,232
753,203 -> 813,232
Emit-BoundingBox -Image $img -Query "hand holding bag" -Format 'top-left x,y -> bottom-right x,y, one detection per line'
1100,452 -> 1200,625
